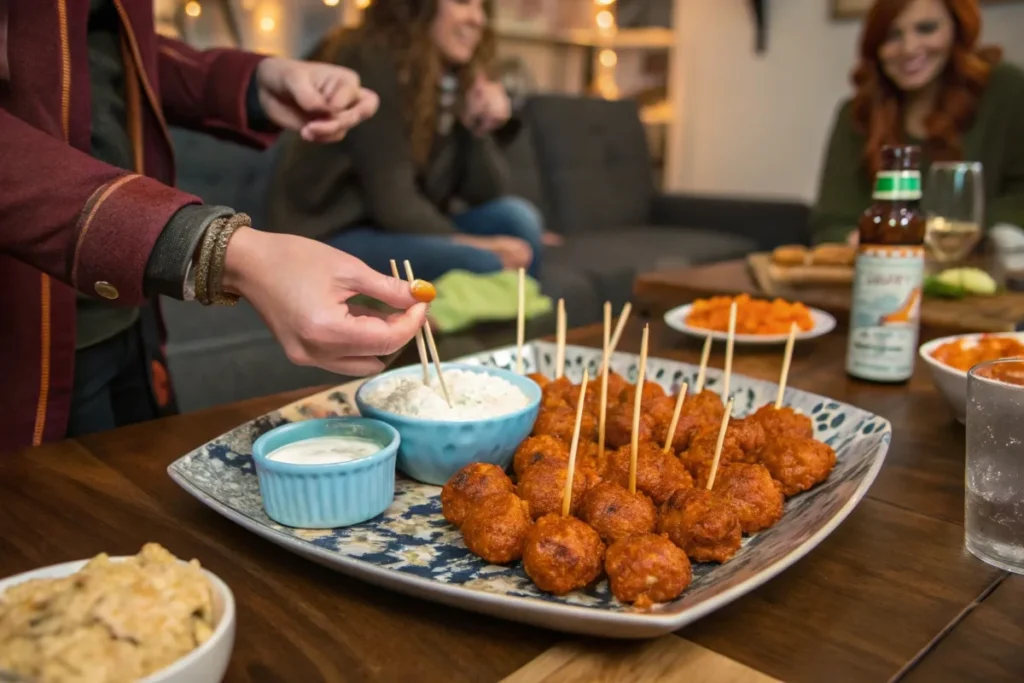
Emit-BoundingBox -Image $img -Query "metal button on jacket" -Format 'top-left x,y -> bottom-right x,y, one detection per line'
94,281 -> 119,300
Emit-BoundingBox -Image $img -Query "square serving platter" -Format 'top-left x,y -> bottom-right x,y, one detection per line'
168,341 -> 891,638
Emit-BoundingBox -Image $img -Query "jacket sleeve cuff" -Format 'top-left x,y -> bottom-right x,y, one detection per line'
245,72 -> 278,133
144,205 -> 235,299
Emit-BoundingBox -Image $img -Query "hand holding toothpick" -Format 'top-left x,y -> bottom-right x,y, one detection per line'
562,369 -> 590,517
404,260 -> 451,407
705,397 -> 734,491
775,322 -> 797,409
629,324 -> 650,495
391,260 -> 429,384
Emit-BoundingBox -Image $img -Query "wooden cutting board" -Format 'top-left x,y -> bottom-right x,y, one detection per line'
747,253 -> 853,296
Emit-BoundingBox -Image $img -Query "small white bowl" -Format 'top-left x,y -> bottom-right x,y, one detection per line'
918,331 -> 1024,424
0,558 -> 236,683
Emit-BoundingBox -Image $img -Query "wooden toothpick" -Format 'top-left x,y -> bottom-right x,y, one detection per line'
722,301 -> 737,401
775,322 -> 797,409
629,324 -> 650,495
705,398 -> 734,491
695,334 -> 712,394
598,302 -> 612,464
391,259 -> 429,384
404,261 -> 451,407
516,268 -> 525,375
608,302 -> 632,355
555,298 -> 566,380
562,369 -> 589,517
662,382 -> 689,454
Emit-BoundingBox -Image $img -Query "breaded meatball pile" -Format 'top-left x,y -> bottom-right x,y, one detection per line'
441,463 -> 515,528
522,514 -> 605,595
712,463 -> 784,534
603,441 -> 693,506
759,437 -> 836,497
749,404 -> 814,441
513,435 -> 570,478
517,458 -> 601,519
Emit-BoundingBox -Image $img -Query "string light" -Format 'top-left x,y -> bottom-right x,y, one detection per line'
599,49 -> 617,67
184,1 -> 201,18
595,10 -> 615,30
259,15 -> 276,32
595,0 -> 616,5
323,0 -> 339,5
355,0 -> 371,8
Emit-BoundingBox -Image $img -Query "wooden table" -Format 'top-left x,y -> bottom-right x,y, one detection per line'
634,259 -> 1024,333
2,321 -> 1022,682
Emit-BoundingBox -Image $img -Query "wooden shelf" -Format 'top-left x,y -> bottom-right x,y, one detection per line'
495,25 -> 675,49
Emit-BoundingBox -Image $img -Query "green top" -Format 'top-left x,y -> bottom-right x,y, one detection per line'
810,61 -> 1024,244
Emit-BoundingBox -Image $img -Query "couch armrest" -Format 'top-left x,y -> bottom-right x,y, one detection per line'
650,193 -> 811,250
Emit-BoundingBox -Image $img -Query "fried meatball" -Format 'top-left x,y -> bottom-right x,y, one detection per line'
605,534 -> 692,607
750,404 -> 814,441
441,462 -> 515,528
532,407 -> 598,444
664,390 -> 725,452
527,372 -> 550,389
522,514 -> 605,595
759,437 -> 836,497
618,379 -> 666,407
727,416 -> 767,460
603,441 -> 694,506
604,402 -> 656,450
461,491 -> 532,564
713,463 -> 784,534
603,372 -> 632,405
659,488 -> 742,564
517,458 -> 602,519
513,435 -> 570,478
649,394 -> 691,453
679,423 -> 745,481
542,376 -> 574,402
579,481 -> 658,544
575,440 -> 603,474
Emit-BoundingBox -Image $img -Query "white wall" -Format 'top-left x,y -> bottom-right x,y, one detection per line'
667,0 -> 1024,202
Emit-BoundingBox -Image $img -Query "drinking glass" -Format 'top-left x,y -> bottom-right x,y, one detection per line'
965,358 -> 1024,573
923,162 -> 985,272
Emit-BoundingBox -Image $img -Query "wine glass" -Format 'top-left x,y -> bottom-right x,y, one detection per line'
923,162 -> 985,272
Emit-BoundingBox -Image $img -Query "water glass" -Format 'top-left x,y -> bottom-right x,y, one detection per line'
965,358 -> 1024,573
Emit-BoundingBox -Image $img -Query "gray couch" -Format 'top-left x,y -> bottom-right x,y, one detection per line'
163,95 -> 810,412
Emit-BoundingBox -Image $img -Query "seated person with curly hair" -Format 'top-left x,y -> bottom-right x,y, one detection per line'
811,0 -> 1024,245
266,0 -> 556,283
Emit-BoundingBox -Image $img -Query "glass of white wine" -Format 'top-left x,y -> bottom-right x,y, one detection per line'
924,162 -> 985,270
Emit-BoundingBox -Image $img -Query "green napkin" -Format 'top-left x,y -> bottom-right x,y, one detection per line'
350,270 -> 552,335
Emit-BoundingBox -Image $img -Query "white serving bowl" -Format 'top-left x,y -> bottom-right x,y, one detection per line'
0,558 -> 236,683
918,331 -> 1024,424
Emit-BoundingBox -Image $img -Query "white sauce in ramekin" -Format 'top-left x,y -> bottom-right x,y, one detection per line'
267,436 -> 381,466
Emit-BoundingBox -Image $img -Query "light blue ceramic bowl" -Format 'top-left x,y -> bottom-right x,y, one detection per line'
354,363 -> 541,486
251,417 -> 399,528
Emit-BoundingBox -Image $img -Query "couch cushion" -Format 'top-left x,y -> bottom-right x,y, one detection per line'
547,227 -> 757,308
524,96 -> 654,235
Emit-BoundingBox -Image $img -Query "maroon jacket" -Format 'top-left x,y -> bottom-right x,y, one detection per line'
0,0 -> 276,452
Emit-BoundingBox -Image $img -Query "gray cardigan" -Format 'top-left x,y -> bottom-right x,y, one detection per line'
265,43 -> 517,240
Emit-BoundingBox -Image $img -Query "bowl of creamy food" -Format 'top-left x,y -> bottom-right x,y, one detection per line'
0,543 -> 235,683
252,417 -> 400,528
355,363 -> 541,486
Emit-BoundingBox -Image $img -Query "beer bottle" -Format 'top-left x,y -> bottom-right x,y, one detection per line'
846,144 -> 927,383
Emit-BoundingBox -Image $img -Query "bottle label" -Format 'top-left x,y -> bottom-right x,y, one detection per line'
847,245 -> 926,382
873,171 -> 922,200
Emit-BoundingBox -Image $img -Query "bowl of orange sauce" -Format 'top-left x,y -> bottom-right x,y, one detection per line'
918,332 -> 1024,423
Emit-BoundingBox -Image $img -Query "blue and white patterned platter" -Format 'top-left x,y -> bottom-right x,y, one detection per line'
168,341 -> 891,639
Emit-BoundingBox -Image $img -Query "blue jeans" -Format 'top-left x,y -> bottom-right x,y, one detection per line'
325,197 -> 544,281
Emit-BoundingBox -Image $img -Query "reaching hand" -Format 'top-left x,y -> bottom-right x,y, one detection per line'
255,57 -> 379,143
222,228 -> 428,376
452,234 -> 533,271
461,73 -> 512,136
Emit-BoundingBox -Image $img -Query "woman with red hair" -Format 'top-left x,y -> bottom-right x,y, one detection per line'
811,0 -> 1024,244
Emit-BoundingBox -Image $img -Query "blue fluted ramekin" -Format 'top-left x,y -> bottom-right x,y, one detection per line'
251,417 -> 399,528
355,363 -> 541,486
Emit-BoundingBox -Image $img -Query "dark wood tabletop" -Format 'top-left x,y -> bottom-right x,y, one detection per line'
1,319 -> 1020,682
634,259 -> 1024,333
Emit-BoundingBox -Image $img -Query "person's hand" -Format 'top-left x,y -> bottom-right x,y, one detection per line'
255,57 -> 379,143
541,232 -> 565,247
461,73 -> 512,136
221,228 -> 427,376
452,234 -> 533,270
